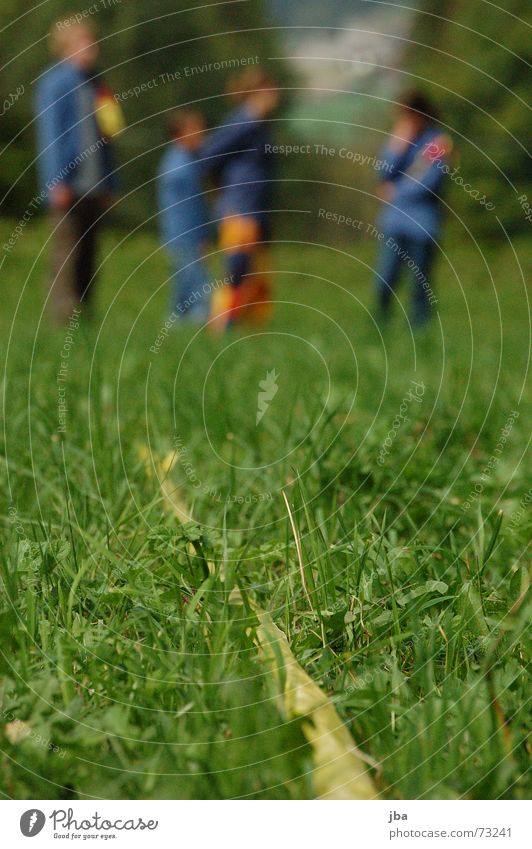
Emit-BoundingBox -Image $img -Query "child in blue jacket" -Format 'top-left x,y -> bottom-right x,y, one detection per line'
375,91 -> 452,328
157,110 -> 212,322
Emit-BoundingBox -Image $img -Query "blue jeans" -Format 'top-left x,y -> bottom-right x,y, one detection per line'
375,234 -> 436,327
168,242 -> 211,322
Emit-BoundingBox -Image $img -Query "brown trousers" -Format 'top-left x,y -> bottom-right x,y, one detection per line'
50,196 -> 104,322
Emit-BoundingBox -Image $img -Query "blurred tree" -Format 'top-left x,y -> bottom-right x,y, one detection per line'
0,0 -> 283,225
1,1 -> 528,240
406,0 -> 531,236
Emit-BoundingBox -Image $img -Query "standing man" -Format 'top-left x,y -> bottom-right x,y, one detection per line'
374,91 -> 452,329
35,18 -> 123,322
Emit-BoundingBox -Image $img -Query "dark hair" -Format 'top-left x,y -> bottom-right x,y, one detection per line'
167,108 -> 204,139
398,91 -> 440,123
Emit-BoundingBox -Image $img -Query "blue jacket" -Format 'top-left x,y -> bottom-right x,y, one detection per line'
35,61 -> 117,201
157,144 -> 210,251
200,105 -> 273,228
377,126 -> 448,240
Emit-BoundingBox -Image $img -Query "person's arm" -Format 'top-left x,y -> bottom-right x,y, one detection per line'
157,159 -> 195,249
35,72 -> 76,201
378,145 -> 412,183
378,143 -> 411,202
378,115 -> 423,183
395,161 -> 445,201
157,169 -> 178,249
199,106 -> 259,167
396,134 -> 452,200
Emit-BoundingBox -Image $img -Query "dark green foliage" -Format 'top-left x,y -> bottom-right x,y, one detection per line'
406,0 -> 531,237
0,0 -> 282,224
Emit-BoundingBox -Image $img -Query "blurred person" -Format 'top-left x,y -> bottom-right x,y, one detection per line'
201,69 -> 280,328
157,109 -> 212,322
35,18 -> 123,322
374,91 -> 452,328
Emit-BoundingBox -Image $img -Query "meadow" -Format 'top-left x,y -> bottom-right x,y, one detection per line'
0,223 -> 530,799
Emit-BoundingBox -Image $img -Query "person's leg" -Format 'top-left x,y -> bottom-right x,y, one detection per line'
374,234 -> 403,322
219,216 -> 261,326
74,196 -> 102,308
245,244 -> 272,324
227,250 -> 251,290
49,207 -> 79,323
170,242 -> 210,321
186,251 -> 212,322
406,238 -> 435,328
168,261 -> 182,317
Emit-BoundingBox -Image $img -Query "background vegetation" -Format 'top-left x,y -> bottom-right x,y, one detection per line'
406,0 -> 531,237
1,1 -> 530,238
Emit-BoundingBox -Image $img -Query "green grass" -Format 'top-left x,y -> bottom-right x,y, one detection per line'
0,222 -> 530,799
